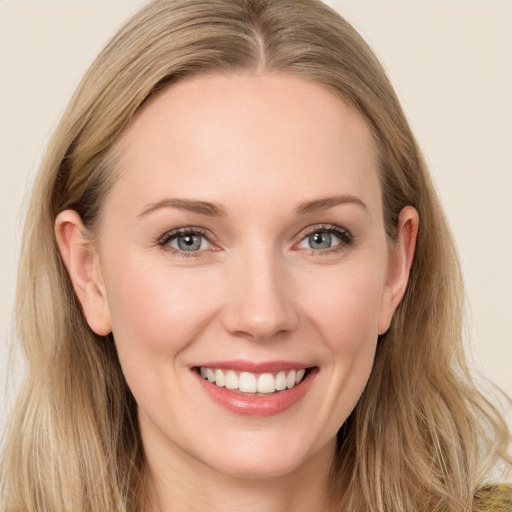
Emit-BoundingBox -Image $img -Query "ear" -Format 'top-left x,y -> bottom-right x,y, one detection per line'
55,210 -> 112,336
378,206 -> 419,335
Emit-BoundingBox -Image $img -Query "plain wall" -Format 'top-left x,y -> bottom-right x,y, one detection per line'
1,0 -> 511,435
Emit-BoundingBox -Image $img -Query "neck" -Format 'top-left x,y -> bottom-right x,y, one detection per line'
142,434 -> 337,512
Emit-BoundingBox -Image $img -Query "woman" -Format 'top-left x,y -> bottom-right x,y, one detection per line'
1,1 -> 510,511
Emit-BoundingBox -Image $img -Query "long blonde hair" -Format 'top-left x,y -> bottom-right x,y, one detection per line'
2,1 -> 510,511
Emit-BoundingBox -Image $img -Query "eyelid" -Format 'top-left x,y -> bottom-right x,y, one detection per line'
293,223 -> 354,250
155,223 -> 354,256
156,226 -> 219,253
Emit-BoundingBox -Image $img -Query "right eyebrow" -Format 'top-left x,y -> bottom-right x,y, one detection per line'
137,198 -> 227,218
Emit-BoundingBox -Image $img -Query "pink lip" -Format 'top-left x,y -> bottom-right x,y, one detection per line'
193,364 -> 317,418
196,359 -> 311,373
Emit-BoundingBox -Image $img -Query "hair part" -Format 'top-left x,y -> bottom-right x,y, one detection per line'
2,1 -> 510,511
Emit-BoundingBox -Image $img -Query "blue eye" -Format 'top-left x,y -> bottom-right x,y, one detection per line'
306,231 -> 335,250
160,230 -> 212,252
297,226 -> 352,251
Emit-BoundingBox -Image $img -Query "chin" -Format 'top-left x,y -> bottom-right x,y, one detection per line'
208,453 -> 310,481
194,430 -> 331,481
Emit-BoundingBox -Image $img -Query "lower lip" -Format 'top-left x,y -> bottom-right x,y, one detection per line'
194,369 -> 317,417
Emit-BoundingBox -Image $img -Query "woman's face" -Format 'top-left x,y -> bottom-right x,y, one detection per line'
64,73 -> 415,480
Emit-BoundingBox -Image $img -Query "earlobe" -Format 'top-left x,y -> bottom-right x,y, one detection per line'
55,210 -> 112,336
378,206 -> 419,335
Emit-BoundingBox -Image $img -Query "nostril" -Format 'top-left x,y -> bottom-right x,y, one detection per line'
221,303 -> 299,341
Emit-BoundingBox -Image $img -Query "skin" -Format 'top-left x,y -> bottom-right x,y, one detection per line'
56,72 -> 418,512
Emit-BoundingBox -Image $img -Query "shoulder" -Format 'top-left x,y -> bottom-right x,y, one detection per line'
473,484 -> 512,512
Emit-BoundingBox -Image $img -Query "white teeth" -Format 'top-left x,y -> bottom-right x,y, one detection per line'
225,370 -> 238,390
239,372 -> 257,393
215,369 -> 225,387
275,371 -> 287,391
199,367 -> 308,394
286,370 -> 296,389
257,373 -> 275,393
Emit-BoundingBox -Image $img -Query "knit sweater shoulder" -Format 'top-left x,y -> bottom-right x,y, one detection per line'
473,484 -> 512,512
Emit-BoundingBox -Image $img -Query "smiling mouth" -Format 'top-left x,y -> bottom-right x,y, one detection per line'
196,367 -> 310,394
193,364 -> 317,416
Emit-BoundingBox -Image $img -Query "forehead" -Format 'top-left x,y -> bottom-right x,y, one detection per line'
110,72 -> 381,217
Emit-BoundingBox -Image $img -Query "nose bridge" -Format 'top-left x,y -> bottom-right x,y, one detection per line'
222,241 -> 297,340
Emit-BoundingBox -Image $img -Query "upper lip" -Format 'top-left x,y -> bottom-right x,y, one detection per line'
194,360 -> 313,373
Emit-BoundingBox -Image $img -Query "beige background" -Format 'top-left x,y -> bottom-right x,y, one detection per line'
1,0 -> 511,434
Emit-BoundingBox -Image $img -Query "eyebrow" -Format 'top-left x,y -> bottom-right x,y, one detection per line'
137,198 -> 227,218
137,194 -> 366,219
295,195 -> 367,215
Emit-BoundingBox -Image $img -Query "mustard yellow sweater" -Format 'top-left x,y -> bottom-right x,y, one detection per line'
473,484 -> 512,512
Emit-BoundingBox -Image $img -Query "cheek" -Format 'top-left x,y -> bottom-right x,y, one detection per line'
299,256 -> 384,390
103,256 -> 220,367
298,258 -> 386,348
101,256 -> 226,417
288,258 -> 385,439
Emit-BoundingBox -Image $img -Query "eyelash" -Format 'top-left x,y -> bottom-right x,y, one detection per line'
295,224 -> 355,255
156,224 -> 355,258
156,227 -> 214,258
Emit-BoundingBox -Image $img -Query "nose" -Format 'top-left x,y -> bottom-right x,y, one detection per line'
221,247 -> 299,341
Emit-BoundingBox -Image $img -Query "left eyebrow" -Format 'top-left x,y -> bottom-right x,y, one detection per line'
295,195 -> 367,215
